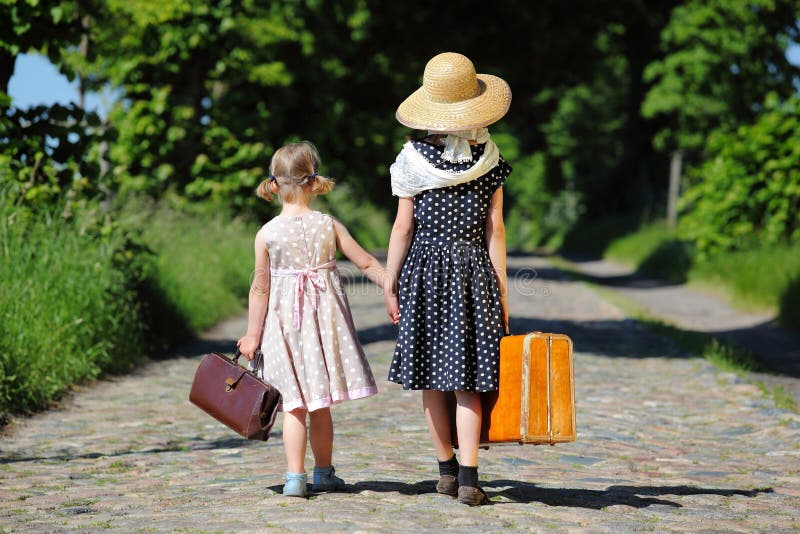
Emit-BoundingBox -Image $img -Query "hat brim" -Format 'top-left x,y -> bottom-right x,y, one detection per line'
395,74 -> 512,131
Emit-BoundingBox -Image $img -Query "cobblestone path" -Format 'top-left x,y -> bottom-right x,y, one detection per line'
1,256 -> 799,532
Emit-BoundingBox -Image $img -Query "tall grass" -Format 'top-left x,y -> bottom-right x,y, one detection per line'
604,222 -> 673,267
0,206 -> 146,414
690,245 -> 800,315
136,205 -> 254,348
0,201 -> 254,416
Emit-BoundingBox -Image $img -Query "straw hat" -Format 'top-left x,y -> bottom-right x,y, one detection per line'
396,52 -> 512,131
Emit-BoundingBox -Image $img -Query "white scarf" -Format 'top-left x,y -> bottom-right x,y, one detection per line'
390,128 -> 499,198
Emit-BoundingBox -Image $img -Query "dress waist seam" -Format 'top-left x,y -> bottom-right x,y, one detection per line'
412,239 -> 483,248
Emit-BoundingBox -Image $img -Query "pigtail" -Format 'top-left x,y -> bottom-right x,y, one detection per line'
256,177 -> 275,201
310,174 -> 335,196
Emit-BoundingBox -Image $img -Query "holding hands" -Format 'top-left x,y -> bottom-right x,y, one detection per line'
383,270 -> 400,325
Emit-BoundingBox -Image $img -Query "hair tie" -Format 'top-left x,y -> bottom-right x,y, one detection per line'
310,172 -> 318,179
268,175 -> 276,182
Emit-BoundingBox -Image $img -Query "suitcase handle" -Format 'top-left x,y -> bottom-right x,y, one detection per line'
232,348 -> 264,371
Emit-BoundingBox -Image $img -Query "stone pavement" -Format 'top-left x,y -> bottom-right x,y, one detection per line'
2,256 -> 800,532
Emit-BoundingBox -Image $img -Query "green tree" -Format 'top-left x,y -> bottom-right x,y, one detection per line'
0,0 -> 86,98
74,1 -> 304,209
678,93 -> 800,254
539,26 -> 629,216
0,1 -> 106,212
641,0 -> 799,228
642,0 -> 800,153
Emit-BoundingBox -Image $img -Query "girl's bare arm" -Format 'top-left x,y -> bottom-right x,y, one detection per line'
383,198 -> 414,323
485,186 -> 508,330
332,219 -> 387,287
385,197 -> 414,290
237,231 -> 271,359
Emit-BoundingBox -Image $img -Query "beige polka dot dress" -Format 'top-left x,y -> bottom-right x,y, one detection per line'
252,210 -> 377,412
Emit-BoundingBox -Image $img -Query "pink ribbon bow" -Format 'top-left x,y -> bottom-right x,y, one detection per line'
271,260 -> 337,330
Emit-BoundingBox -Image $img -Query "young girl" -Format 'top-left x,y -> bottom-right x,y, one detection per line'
384,52 -> 511,506
237,141 -> 386,498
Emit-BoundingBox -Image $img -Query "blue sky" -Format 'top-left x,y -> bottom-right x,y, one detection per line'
8,44 -> 800,114
8,53 -> 117,116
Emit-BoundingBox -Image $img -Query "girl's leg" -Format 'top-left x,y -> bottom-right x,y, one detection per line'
308,407 -> 334,468
422,390 -> 455,461
283,408 -> 308,473
308,407 -> 346,491
453,391 -> 482,467
453,390 -> 488,505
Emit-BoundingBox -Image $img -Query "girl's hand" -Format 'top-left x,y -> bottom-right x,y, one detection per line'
236,335 -> 260,361
385,292 -> 400,325
382,273 -> 400,325
500,294 -> 509,335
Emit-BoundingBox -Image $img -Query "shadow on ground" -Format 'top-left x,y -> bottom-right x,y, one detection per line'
482,480 -> 772,508
168,337 -> 239,359
359,317 -> 695,361
344,479 -> 772,509
0,434 -> 280,464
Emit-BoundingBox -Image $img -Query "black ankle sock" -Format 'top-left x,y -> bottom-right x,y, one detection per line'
438,455 -> 459,477
458,465 -> 478,488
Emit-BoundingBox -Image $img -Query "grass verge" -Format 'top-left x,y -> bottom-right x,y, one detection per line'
133,203 -> 254,349
1,206 -> 146,415
0,201 -> 253,417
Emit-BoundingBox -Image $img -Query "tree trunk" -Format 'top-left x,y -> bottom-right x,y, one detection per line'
667,150 -> 683,231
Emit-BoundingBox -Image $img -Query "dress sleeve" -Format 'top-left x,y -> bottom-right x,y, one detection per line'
489,156 -> 512,193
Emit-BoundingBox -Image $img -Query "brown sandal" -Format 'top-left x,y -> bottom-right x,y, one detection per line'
457,485 -> 490,506
436,475 -> 459,496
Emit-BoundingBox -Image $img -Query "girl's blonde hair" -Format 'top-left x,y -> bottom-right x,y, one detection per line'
256,141 -> 335,202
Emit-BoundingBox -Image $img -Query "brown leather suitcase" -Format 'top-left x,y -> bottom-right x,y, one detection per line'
189,350 -> 282,441
451,332 -> 576,446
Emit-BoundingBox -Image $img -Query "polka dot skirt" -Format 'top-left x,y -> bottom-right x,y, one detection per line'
387,141 -> 512,392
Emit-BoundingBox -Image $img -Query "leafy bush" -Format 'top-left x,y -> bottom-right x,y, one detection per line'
0,104 -> 103,213
638,240 -> 694,284
678,94 -> 800,255
779,276 -> 800,330
316,183 -> 392,251
493,133 -> 586,251
502,150 -> 553,250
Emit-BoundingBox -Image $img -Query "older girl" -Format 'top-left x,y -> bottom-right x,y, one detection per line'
384,53 -> 511,506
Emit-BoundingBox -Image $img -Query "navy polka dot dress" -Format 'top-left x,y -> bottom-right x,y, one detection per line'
388,140 -> 511,392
